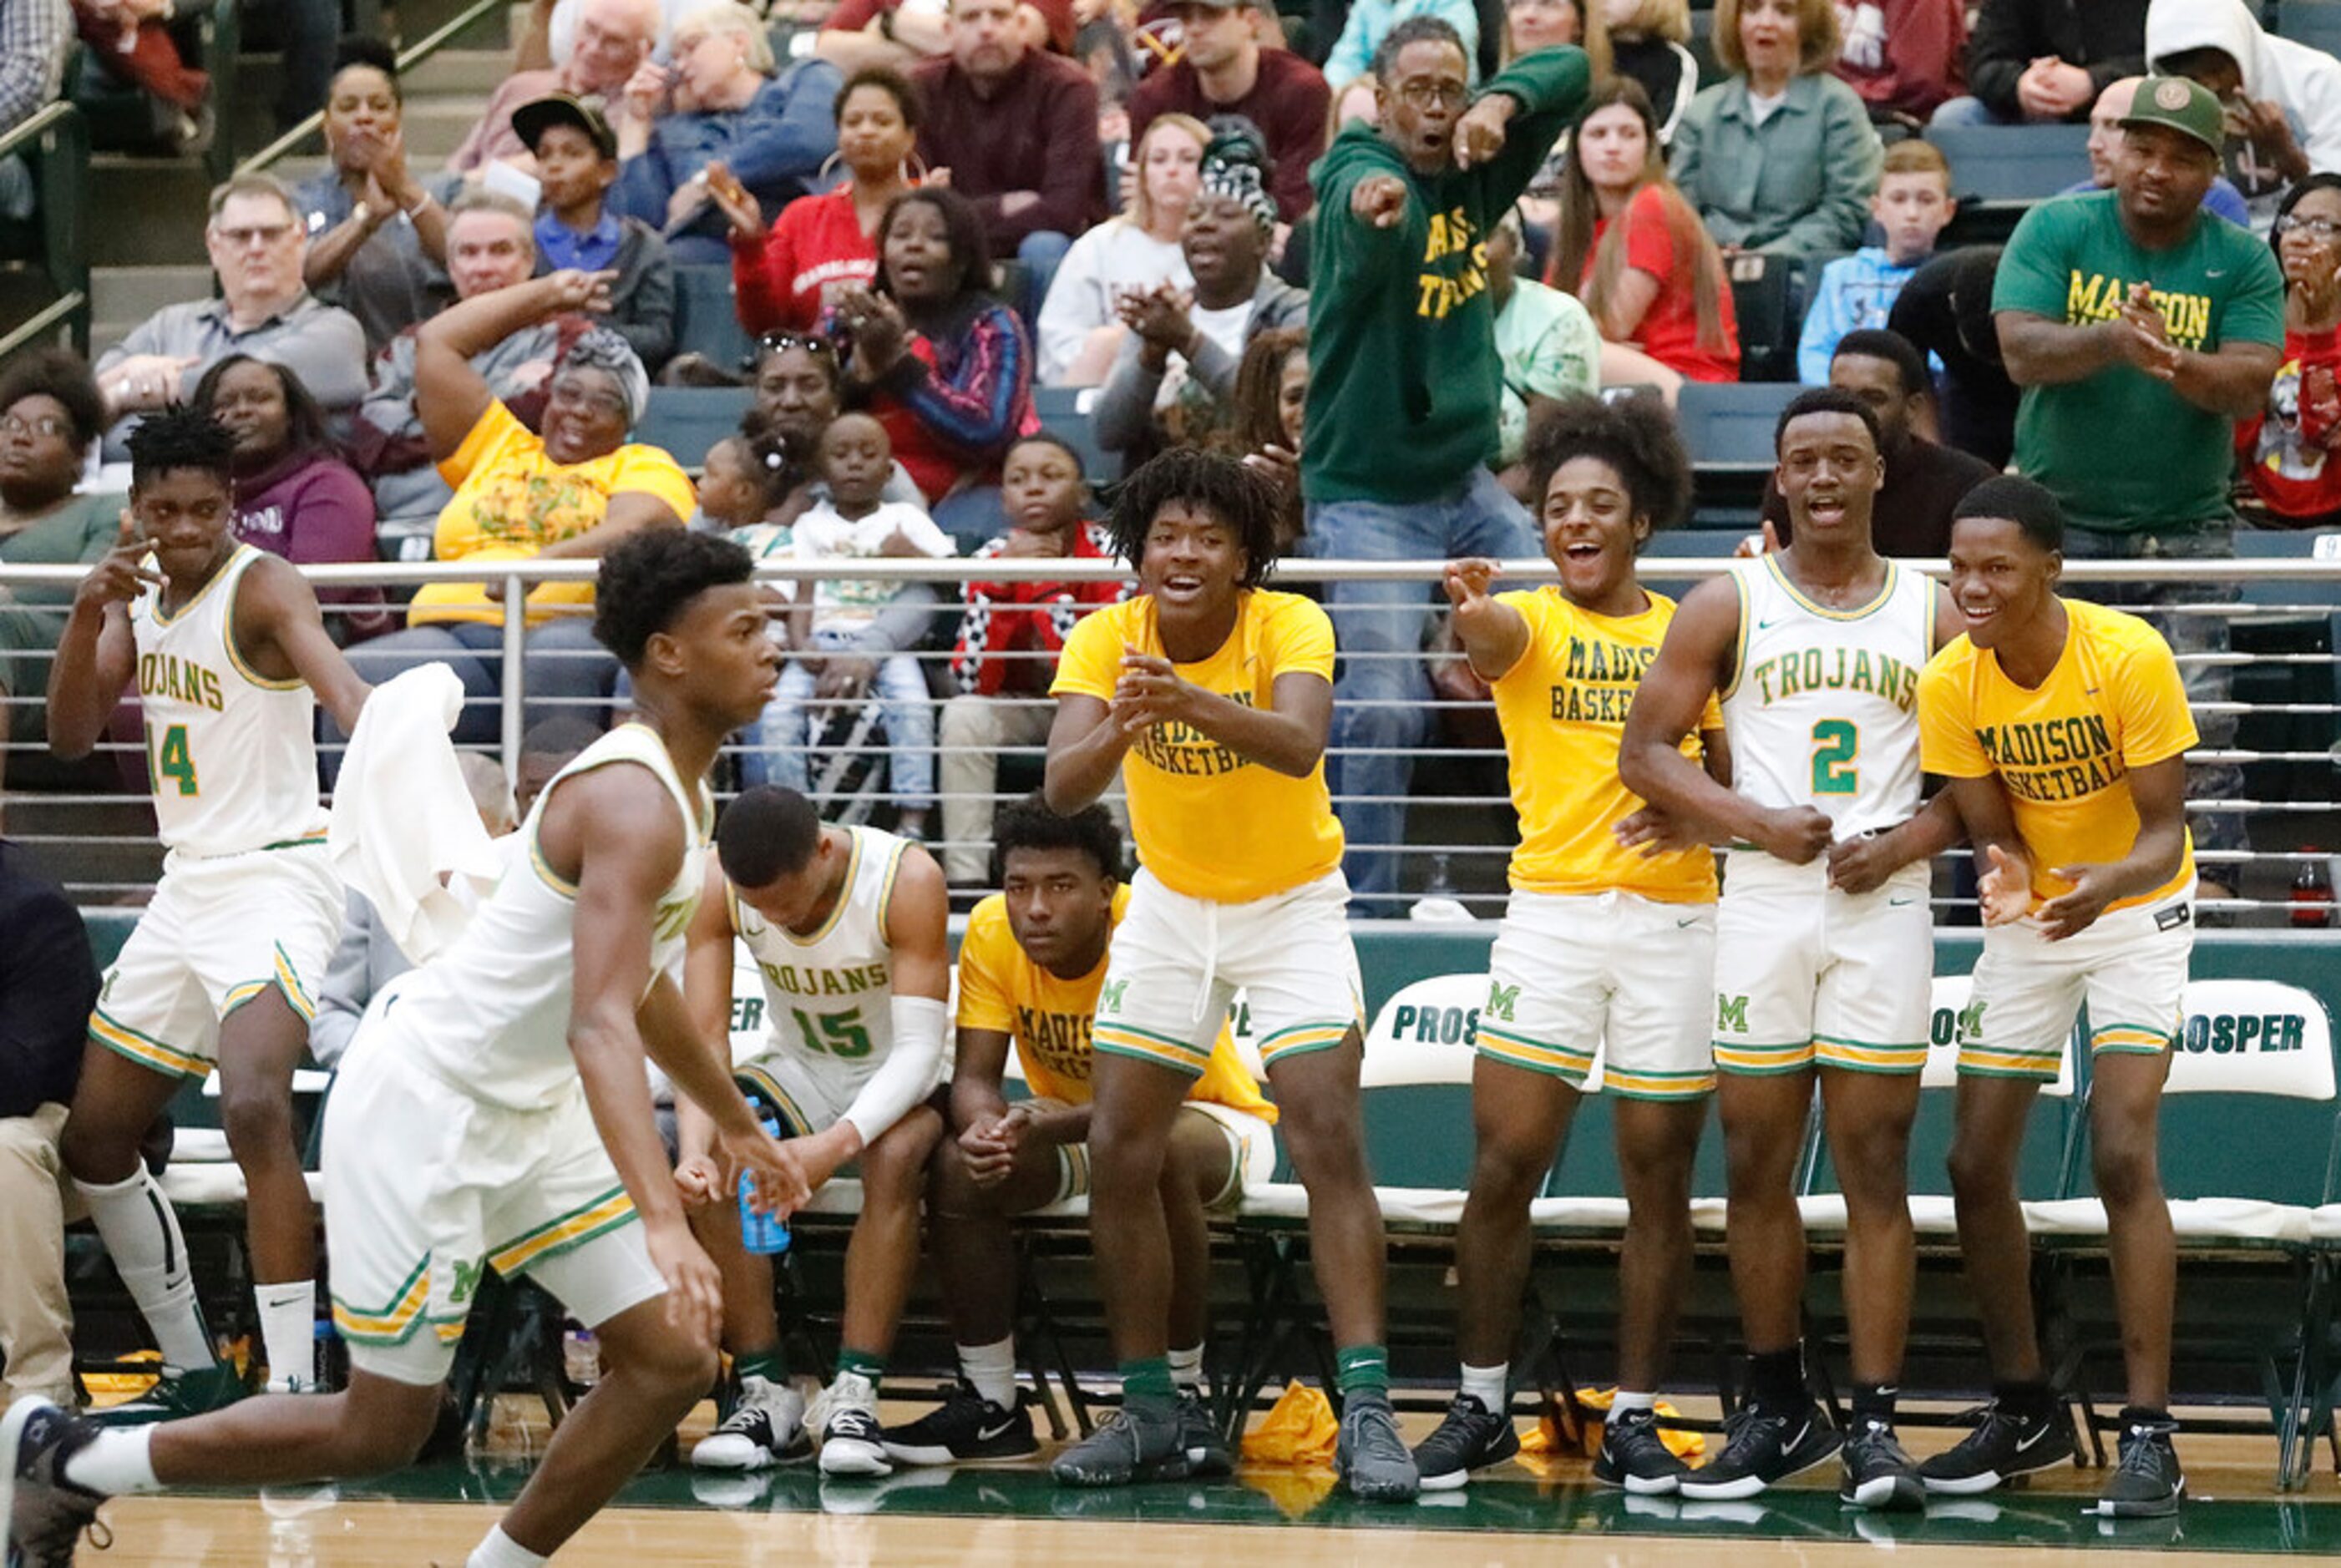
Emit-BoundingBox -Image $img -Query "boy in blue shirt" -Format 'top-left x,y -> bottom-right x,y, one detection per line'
1797,139 -> 1955,384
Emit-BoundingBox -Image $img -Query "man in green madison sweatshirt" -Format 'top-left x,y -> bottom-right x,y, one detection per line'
1304,21 -> 1589,912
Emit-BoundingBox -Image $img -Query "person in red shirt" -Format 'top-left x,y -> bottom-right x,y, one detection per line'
2239,174 -> 2341,528
1548,77 -> 1738,394
1127,0 -> 1330,225
720,67 -> 922,333
938,432 -> 1126,883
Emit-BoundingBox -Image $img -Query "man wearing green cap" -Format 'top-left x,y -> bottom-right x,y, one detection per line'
1991,72 -> 2281,913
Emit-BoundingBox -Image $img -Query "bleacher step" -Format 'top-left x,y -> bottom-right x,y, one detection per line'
402,48 -> 515,96
91,266 -> 217,327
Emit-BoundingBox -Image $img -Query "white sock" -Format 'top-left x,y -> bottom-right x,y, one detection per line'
467,1525 -> 550,1568
957,1336 -> 1017,1411
63,1428 -> 161,1497
256,1280 -> 316,1387
73,1168 -> 215,1371
1459,1363 -> 1508,1413
1609,1389 -> 1656,1416
1167,1345 -> 1204,1392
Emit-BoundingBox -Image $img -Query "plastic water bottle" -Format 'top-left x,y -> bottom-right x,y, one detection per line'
2293,848 -> 2333,929
738,1107 -> 793,1256
562,1328 -> 600,1388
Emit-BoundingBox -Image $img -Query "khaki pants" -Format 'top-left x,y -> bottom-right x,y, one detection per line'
939,696 -> 1056,885
0,1103 -> 74,1405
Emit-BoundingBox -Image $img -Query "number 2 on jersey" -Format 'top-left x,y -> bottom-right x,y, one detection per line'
146,721 -> 198,797
1810,719 -> 1858,796
792,1006 -> 873,1059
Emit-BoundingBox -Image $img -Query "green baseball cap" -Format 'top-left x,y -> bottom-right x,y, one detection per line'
2119,74 -> 2224,155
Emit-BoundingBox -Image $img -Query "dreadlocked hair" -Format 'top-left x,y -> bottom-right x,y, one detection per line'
125,403 -> 236,493
1107,447 -> 1283,590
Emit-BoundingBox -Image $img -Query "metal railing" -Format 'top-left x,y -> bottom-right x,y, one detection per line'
0,103 -> 91,360
6,552 -> 2339,919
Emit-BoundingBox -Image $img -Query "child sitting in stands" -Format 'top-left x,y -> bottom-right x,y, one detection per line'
747,413 -> 956,839
1796,139 -> 1958,384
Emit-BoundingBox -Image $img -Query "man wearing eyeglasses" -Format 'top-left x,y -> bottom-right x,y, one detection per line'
95,175 -> 368,461
1302,17 -> 1589,913
1993,73 -> 2283,915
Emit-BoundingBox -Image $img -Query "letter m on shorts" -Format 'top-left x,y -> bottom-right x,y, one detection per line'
1486,982 -> 1520,1023
448,1257 -> 484,1308
1716,994 -> 1750,1034
1098,979 -> 1128,1017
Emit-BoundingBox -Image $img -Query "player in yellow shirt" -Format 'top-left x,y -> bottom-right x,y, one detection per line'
1915,477 -> 2196,1518
1412,397 -> 1725,1494
1043,449 -> 1408,1499
880,797 -> 1276,1470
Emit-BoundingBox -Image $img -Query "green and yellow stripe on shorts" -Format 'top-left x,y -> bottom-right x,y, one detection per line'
1093,1019 -> 1213,1078
1712,1039 -> 1816,1075
332,1257 -> 433,1347
1475,1023 -> 1594,1087
1599,1065 -> 1717,1100
89,1005 -> 209,1079
2091,1023 -> 2175,1057
488,1186 -> 638,1277
224,943 -> 318,1023
1814,1035 -> 1928,1075
1257,1017 -> 1358,1068
1955,1041 -> 2062,1081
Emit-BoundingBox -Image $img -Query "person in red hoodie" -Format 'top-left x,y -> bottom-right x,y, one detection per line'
1832,0 -> 1966,124
2239,174 -> 2341,528
721,67 -> 922,334
939,432 -> 1127,885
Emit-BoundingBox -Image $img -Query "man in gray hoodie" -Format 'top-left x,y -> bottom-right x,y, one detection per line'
2148,0 -> 2341,224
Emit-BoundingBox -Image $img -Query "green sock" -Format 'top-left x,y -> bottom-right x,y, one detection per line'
836,1349 -> 886,1386
1335,1345 -> 1390,1399
1121,1357 -> 1176,1409
734,1348 -> 785,1384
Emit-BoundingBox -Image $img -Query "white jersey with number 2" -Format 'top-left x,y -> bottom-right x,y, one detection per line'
1719,554 -> 1937,848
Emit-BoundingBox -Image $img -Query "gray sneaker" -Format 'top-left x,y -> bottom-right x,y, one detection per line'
1051,1403 -> 1189,1488
1337,1393 -> 1421,1503
3,1398 -> 112,1568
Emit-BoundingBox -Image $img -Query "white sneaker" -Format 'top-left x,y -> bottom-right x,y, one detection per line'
263,1376 -> 320,1395
692,1375 -> 810,1470
812,1371 -> 891,1477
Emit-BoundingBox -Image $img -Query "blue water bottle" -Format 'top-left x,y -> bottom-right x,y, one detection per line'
737,1105 -> 793,1256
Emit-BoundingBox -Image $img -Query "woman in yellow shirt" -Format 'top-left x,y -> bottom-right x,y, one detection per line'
1042,449 -> 1411,1500
1417,394 -> 1724,1495
338,272 -> 697,749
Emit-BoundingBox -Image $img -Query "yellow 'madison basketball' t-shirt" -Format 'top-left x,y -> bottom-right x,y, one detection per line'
1489,586 -> 1721,901
1918,596 -> 2197,913
955,888 -> 1276,1119
1051,590 -> 1344,903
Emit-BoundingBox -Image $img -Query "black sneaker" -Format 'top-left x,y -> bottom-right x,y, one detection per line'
1176,1389 -> 1233,1478
1411,1393 -> 1518,1492
2094,1415 -> 2184,1519
3,1398 -> 112,1568
1838,1417 -> 1925,1510
1594,1405 -> 1689,1494
1337,1392 -> 1421,1503
1677,1403 -> 1842,1501
91,1362 -> 243,1426
1918,1401 -> 2075,1495
1051,1404 -> 1189,1488
880,1381 -> 1039,1467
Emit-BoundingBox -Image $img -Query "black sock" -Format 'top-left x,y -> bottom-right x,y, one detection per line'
2118,1404 -> 2174,1431
1748,1346 -> 1806,1414
1994,1379 -> 2055,1422
1851,1381 -> 1898,1427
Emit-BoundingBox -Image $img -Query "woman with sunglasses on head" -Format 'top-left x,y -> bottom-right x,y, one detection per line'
2238,175 -> 2341,529
719,66 -> 922,336
750,331 -> 930,524
827,187 -> 1039,549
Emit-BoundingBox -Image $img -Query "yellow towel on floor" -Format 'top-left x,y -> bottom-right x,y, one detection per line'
1238,1380 -> 1340,1466
1518,1388 -> 1705,1461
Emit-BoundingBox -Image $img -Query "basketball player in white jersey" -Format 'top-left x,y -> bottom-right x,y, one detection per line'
1620,387 -> 1965,1511
4,530 -> 811,1568
39,407 -> 370,1414
676,786 -> 949,1479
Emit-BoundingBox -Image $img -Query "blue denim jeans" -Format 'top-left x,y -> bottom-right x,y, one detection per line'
1927,95 -> 2015,129
741,628 -> 936,808
2064,521 -> 2244,861
1305,467 -> 1536,911
1016,230 -> 1073,331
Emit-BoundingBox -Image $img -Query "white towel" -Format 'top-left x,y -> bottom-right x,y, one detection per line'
327,665 -> 502,964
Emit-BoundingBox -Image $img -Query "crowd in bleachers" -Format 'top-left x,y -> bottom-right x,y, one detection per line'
2,0 -> 2341,896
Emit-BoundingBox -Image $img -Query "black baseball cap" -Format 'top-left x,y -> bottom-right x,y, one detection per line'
513,92 -> 618,160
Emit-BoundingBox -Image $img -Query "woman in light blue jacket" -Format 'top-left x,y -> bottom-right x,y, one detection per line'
1322,0 -> 1484,91
1667,0 -> 1881,255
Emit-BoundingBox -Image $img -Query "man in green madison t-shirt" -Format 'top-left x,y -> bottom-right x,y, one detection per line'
1992,73 -> 2283,890
1302,18 -> 1589,912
